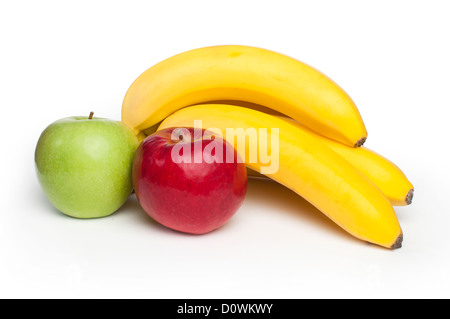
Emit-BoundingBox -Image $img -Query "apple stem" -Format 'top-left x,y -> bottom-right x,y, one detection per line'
89,112 -> 94,120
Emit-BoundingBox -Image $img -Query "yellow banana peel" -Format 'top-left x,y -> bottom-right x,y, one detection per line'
122,45 -> 367,147
157,104 -> 403,249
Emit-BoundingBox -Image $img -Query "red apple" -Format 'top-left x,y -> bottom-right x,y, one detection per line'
132,127 -> 247,234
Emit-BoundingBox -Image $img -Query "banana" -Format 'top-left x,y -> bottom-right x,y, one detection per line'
279,116 -> 413,206
157,104 -> 403,249
199,101 -> 414,206
122,45 -> 367,147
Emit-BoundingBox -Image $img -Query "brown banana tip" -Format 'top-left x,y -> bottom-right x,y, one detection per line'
391,233 -> 403,249
406,189 -> 414,205
354,137 -> 367,148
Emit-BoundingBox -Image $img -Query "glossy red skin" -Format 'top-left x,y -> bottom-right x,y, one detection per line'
132,127 -> 247,234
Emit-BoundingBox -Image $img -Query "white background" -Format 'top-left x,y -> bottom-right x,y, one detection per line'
1,0 -> 449,299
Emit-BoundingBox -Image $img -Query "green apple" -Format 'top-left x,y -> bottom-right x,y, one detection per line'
35,113 -> 140,218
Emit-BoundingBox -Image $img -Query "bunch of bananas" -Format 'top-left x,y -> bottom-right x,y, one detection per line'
121,45 -> 413,249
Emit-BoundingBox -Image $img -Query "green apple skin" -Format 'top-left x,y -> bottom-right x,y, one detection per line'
35,116 -> 140,218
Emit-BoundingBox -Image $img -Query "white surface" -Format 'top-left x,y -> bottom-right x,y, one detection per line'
1,0 -> 449,299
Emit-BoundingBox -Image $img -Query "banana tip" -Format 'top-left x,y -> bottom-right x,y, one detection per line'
391,234 -> 403,249
354,137 -> 367,148
406,189 -> 414,205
